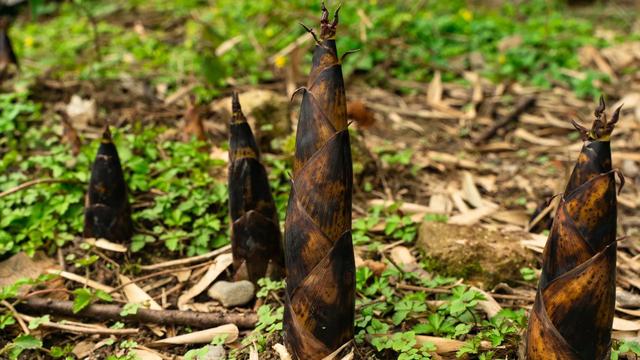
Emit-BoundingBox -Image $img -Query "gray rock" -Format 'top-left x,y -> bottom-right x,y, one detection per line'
207,280 -> 255,307
616,287 -> 640,308
201,345 -> 226,360
623,160 -> 639,178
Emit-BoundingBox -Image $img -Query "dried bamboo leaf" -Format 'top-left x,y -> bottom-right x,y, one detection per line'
118,274 -> 162,310
47,269 -> 114,293
526,97 -> 621,359
177,253 -> 233,309
152,324 -> 238,345
84,238 -> 127,253
228,94 -> 283,283
284,5 -> 355,359
83,127 -> 133,243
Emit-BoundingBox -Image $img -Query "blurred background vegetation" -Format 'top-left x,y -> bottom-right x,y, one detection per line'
11,0 -> 638,99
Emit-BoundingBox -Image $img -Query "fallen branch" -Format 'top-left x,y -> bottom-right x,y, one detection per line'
140,244 -> 231,271
47,269 -> 115,293
1,300 -> 29,334
16,297 -> 257,329
396,284 -> 534,301
0,179 -> 81,199
18,313 -> 138,335
472,96 -> 536,145
110,257 -> 218,294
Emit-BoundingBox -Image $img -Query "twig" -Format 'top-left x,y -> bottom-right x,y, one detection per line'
140,244 -> 231,271
18,313 -> 138,335
472,96 -> 536,145
20,288 -> 71,301
396,283 -> 450,294
269,33 -> 311,63
1,300 -> 29,334
151,283 -> 183,301
47,270 -> 115,293
110,258 -> 216,294
526,196 -> 558,232
365,102 -> 458,121
73,0 -> 102,62
0,179 -> 81,199
396,283 -> 534,301
16,297 -> 258,329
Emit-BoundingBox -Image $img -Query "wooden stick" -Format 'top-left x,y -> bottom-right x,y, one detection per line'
140,245 -> 231,271
16,297 -> 258,329
1,300 -> 29,334
110,258 -> 216,294
47,270 -> 115,293
0,179 -> 81,199
472,97 -> 536,145
396,284 -> 534,301
18,313 -> 138,335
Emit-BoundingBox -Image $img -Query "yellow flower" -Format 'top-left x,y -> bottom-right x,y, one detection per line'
498,54 -> 506,64
274,55 -> 287,69
24,36 -> 34,48
459,9 -> 473,22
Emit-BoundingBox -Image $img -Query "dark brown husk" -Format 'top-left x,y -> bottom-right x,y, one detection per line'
83,127 -> 133,243
283,4 -> 355,359
228,93 -> 283,284
525,97 -> 622,359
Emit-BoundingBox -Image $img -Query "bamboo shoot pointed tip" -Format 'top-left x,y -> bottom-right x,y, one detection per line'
319,2 -> 338,40
588,97 -> 621,141
231,93 -> 247,124
332,5 -> 341,28
595,95 -> 606,118
611,103 -> 623,125
571,119 -> 589,141
300,23 -> 321,45
101,125 -> 112,143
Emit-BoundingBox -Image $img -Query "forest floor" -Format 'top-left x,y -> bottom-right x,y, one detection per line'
1,1 -> 640,359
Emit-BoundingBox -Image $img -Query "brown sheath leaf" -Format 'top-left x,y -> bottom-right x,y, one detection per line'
83,127 -> 133,243
526,98 -> 620,360
284,4 -> 355,359
228,93 -> 283,284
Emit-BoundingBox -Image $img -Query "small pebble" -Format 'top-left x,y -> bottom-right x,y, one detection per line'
202,345 -> 226,360
623,160 -> 639,178
207,280 -> 255,307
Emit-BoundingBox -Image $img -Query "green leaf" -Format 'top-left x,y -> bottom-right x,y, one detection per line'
120,303 -> 140,317
184,346 -> 210,360
49,344 -> 73,358
9,334 -> 42,359
95,290 -> 113,302
0,312 -> 16,329
131,234 -> 155,252
72,288 -> 94,313
110,321 -> 125,329
14,335 -> 43,348
27,315 -> 50,330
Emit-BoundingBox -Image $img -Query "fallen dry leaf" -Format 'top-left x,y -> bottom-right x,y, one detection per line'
153,324 -> 239,345
177,253 -> 233,309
